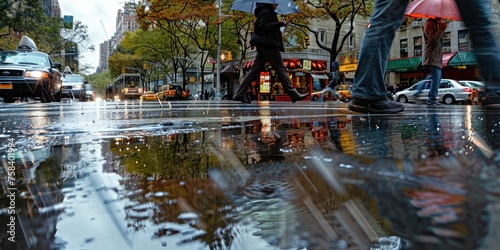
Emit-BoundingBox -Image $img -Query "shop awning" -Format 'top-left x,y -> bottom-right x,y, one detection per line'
220,65 -> 239,74
311,74 -> 329,79
442,52 -> 456,67
386,56 -> 421,72
448,51 -> 477,66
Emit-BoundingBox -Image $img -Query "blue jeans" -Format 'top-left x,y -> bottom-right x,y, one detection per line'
424,66 -> 441,102
351,0 -> 500,101
455,0 -> 500,90
351,0 -> 410,100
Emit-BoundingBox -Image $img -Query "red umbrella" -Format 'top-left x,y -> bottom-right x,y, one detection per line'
405,0 -> 462,21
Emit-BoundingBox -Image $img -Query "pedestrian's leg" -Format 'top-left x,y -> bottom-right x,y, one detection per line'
348,0 -> 408,113
233,51 -> 266,100
427,66 -> 441,103
455,0 -> 500,108
350,0 -> 410,100
261,47 -> 308,101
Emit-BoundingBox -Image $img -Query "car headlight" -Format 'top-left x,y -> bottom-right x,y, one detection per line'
73,85 -> 83,90
25,71 -> 49,79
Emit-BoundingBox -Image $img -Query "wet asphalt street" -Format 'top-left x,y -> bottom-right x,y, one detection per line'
0,99 -> 499,250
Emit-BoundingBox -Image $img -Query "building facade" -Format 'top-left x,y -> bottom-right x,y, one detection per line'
99,1 -> 139,71
386,0 -> 500,89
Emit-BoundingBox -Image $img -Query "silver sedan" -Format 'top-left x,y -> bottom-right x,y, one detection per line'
393,79 -> 472,104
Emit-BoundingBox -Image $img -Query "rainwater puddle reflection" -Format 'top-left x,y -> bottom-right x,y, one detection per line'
1,112 -> 500,250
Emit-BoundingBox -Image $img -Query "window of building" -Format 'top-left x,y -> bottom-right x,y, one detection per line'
348,34 -> 355,49
400,39 -> 408,58
414,36 -> 422,56
458,30 -> 470,51
443,32 -> 451,52
319,30 -> 326,44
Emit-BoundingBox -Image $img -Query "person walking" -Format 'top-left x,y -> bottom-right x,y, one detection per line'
422,17 -> 447,107
327,62 -> 341,89
470,88 -> 479,105
232,3 -> 309,104
348,0 -> 500,114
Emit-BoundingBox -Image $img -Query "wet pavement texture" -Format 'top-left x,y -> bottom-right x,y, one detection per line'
0,100 -> 499,250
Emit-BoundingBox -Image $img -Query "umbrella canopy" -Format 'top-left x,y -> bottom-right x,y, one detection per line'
405,0 -> 461,21
230,0 -> 300,15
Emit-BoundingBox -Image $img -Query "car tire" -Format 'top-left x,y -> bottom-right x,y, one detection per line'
53,91 -> 62,102
41,85 -> 51,103
3,96 -> 14,103
443,95 -> 455,104
397,95 -> 408,103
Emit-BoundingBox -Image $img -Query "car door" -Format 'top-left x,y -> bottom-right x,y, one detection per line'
437,80 -> 451,100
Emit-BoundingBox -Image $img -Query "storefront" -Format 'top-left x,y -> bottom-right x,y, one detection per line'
446,51 -> 478,80
242,59 -> 328,101
338,52 -> 359,84
385,52 -> 478,89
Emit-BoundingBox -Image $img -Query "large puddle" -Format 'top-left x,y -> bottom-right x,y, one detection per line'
1,101 -> 499,249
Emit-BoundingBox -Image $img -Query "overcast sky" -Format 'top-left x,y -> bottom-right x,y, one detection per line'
59,0 -> 123,72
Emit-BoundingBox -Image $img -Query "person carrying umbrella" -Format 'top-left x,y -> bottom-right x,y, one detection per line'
414,17 -> 447,107
232,2 -> 309,104
348,0 -> 500,113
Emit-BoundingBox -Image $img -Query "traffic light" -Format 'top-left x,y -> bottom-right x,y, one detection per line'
122,68 -> 125,74
220,50 -> 232,62
303,36 -> 310,48
143,63 -> 147,70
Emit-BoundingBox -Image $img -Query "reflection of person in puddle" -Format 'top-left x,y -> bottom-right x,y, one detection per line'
424,113 -> 447,157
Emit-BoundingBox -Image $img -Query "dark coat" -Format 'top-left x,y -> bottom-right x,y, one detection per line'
422,18 -> 447,69
250,3 -> 285,51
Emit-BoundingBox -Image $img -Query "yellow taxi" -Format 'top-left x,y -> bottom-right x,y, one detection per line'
157,84 -> 190,100
140,91 -> 158,101
336,84 -> 352,102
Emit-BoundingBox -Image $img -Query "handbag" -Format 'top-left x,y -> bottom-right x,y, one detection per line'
250,33 -> 266,46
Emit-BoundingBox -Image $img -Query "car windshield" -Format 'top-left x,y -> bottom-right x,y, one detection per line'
62,74 -> 84,82
0,51 -> 49,66
463,81 -> 484,88
455,81 -> 469,87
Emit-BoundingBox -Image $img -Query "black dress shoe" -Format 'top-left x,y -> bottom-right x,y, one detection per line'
233,96 -> 251,104
292,93 -> 310,103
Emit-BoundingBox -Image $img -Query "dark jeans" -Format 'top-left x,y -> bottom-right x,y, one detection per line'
233,46 -> 300,99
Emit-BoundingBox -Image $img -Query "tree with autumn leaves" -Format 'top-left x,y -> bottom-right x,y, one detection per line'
110,0 -> 373,85
290,0 -> 373,71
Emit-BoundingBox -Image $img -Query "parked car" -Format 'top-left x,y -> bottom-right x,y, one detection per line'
84,83 -> 95,101
0,36 -> 62,103
311,84 -> 351,102
157,84 -> 189,100
393,79 -> 472,104
311,84 -> 352,102
459,80 -> 485,101
336,84 -> 352,102
141,91 -> 158,101
61,66 -> 86,101
311,87 -> 339,101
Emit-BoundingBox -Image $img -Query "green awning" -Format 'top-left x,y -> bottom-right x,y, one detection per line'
448,51 -> 477,66
386,57 -> 422,72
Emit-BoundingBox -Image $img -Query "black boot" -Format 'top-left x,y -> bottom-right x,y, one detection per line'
291,92 -> 309,103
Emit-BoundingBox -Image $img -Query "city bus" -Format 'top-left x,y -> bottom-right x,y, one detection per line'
113,73 -> 144,100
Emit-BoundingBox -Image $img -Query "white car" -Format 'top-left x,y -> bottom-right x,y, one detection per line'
393,79 -> 472,104
61,66 -> 86,101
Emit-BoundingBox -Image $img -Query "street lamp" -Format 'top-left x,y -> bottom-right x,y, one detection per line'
217,0 -> 222,100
